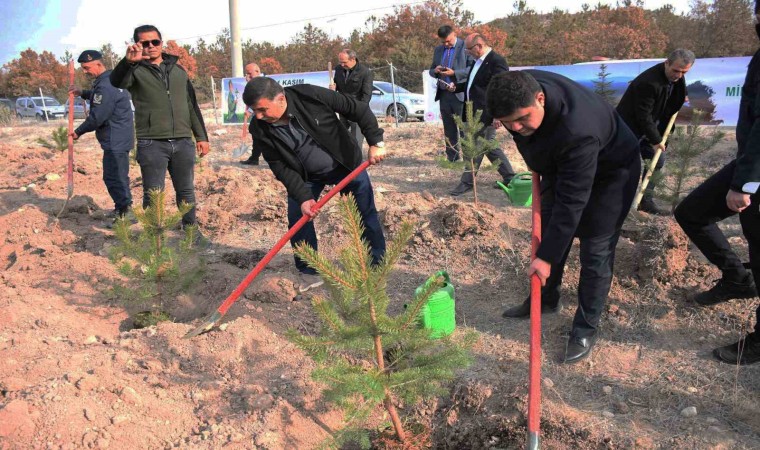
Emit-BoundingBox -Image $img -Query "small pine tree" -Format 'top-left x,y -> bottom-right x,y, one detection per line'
37,126 -> 68,152
289,195 -> 475,448
451,101 -> 501,205
655,110 -> 725,211
593,63 -> 616,106
110,189 -> 204,325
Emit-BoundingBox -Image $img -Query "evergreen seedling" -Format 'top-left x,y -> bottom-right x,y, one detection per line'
655,110 -> 724,211
37,126 -> 68,152
451,101 -> 501,205
289,195 -> 475,448
593,63 -> 616,105
110,189 -> 204,324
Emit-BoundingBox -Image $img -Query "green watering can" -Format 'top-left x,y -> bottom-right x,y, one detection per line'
411,271 -> 456,339
496,172 -> 533,207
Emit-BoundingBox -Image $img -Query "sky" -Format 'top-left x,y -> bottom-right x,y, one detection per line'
1,0 -> 693,67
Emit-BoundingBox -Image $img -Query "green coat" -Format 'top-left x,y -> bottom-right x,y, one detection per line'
110,53 -> 207,142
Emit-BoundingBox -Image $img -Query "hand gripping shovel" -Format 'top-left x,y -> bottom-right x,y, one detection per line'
184,160 -> 372,338
630,112 -> 679,213
527,171 -> 542,450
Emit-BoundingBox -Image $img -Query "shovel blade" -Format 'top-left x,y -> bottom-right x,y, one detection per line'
183,311 -> 223,339
232,143 -> 249,158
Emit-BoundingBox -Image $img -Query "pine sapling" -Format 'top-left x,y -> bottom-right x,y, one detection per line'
655,110 -> 725,211
289,195 -> 475,448
593,63 -> 616,105
37,126 -> 69,152
452,101 -> 501,205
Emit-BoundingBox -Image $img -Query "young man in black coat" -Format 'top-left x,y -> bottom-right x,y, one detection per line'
447,33 -> 516,197
617,49 -> 694,215
243,77 -> 387,293
489,71 -> 640,363
329,49 -> 373,151
675,8 -> 760,364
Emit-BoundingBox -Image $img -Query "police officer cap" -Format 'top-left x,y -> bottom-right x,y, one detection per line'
77,50 -> 102,63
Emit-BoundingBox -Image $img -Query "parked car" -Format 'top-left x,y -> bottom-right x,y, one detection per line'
369,81 -> 426,122
0,98 -> 14,114
15,96 -> 66,121
64,97 -> 89,120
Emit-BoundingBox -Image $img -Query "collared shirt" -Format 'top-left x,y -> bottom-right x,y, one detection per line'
466,48 -> 491,99
270,114 -> 338,178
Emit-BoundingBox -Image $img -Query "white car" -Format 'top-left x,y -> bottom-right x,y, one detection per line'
369,82 -> 426,122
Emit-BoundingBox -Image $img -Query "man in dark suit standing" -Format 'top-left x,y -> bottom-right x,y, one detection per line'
330,49 -> 373,151
448,33 -> 516,196
617,49 -> 694,215
429,25 -> 471,161
490,71 -> 640,363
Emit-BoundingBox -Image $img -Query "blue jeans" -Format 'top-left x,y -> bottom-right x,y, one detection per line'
287,170 -> 386,274
102,149 -> 132,212
136,138 -> 197,225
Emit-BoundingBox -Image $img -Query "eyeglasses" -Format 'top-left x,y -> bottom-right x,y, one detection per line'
466,43 -> 482,51
139,39 -> 162,48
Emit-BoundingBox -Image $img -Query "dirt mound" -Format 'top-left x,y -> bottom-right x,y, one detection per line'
431,202 -> 496,239
634,217 -> 690,284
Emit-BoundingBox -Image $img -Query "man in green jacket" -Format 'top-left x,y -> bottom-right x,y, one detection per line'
111,24 -> 210,228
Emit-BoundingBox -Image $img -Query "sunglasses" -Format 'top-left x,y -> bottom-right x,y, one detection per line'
139,39 -> 162,48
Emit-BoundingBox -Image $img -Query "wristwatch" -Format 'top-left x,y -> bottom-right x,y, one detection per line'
375,141 -> 385,148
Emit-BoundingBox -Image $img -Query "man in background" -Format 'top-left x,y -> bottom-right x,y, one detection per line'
241,62 -> 264,165
329,49 -> 373,152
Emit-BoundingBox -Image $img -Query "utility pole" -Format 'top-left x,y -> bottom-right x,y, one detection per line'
229,0 -> 243,78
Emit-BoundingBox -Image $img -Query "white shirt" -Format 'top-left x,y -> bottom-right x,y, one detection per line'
743,182 -> 759,194
466,48 -> 491,99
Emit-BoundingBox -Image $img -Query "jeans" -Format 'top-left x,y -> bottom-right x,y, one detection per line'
102,148 -> 132,212
439,92 -> 463,161
136,138 -> 197,225
460,125 -> 515,185
287,170 -> 386,274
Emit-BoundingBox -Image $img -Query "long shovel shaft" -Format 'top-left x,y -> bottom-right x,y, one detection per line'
67,61 -> 75,198
190,161 -> 372,334
527,171 -> 542,450
631,112 -> 678,211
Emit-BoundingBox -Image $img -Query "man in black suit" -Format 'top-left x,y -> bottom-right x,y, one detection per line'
448,33 -> 516,196
429,25 -> 472,161
329,49 -> 373,151
490,71 -> 640,363
616,49 -> 694,215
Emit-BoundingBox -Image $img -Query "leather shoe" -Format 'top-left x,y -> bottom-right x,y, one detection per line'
449,182 -> 472,196
563,332 -> 597,364
240,156 -> 259,165
713,332 -> 760,365
502,297 -> 561,319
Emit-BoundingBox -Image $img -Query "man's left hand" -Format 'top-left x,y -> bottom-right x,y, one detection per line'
196,141 -> 210,158
69,132 -> 79,140
440,68 -> 455,77
368,145 -> 387,165
527,257 -> 551,286
727,189 -> 751,212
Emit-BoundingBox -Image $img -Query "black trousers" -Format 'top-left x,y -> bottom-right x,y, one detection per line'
674,160 -> 760,332
102,148 -> 132,212
639,140 -> 665,195
439,91 -> 463,161
136,138 -> 197,226
460,125 -> 515,185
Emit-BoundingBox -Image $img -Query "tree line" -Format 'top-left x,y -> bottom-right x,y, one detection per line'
0,0 -> 755,103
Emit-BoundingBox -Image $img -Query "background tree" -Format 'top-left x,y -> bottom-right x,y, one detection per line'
258,56 -> 283,75
2,49 -> 66,99
99,43 -> 121,70
165,40 -> 197,79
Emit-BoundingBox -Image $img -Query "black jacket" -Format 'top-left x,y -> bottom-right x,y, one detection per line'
248,84 -> 383,204
616,62 -> 686,144
734,26 -> 760,192
334,61 -> 373,103
454,49 -> 509,124
512,70 -> 640,264
75,70 -> 134,152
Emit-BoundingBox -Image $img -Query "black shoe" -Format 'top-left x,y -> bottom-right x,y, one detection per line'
563,332 -> 597,364
638,196 -> 668,216
501,297 -> 562,319
240,157 -> 259,165
694,274 -> 757,306
449,183 -> 473,196
713,333 -> 760,365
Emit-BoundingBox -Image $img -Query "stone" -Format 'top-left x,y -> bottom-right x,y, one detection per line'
84,409 -> 95,421
76,375 -> 99,391
680,406 -> 698,418
84,336 -> 98,345
602,385 -> 613,395
45,173 -> 61,181
614,400 -> 629,414
601,410 -> 615,419
542,377 -> 554,389
111,415 -> 129,425
119,386 -> 142,405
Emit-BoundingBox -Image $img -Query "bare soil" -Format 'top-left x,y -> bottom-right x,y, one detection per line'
1,118 -> 758,450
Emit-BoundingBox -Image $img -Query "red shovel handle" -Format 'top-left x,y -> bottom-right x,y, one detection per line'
67,61 -> 75,198
214,160 -> 372,316
527,171 -> 542,449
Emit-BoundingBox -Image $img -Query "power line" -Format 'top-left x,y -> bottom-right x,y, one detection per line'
171,1 -> 426,43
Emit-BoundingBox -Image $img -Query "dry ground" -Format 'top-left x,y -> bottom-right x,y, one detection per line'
0,115 -> 758,450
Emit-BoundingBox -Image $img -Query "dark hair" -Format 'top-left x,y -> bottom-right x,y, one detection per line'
133,25 -> 162,43
437,25 -> 453,39
486,71 -> 542,118
243,77 -> 284,106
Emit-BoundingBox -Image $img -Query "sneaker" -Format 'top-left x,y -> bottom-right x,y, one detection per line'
713,333 -> 760,365
449,182 -> 473,197
694,274 -> 758,306
298,273 -> 324,293
638,196 -> 668,216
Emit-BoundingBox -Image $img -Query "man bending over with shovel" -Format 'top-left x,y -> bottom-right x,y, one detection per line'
243,76 -> 387,293
491,71 -> 640,363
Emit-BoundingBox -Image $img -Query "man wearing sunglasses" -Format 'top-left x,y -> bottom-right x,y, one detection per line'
111,24 -> 210,234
